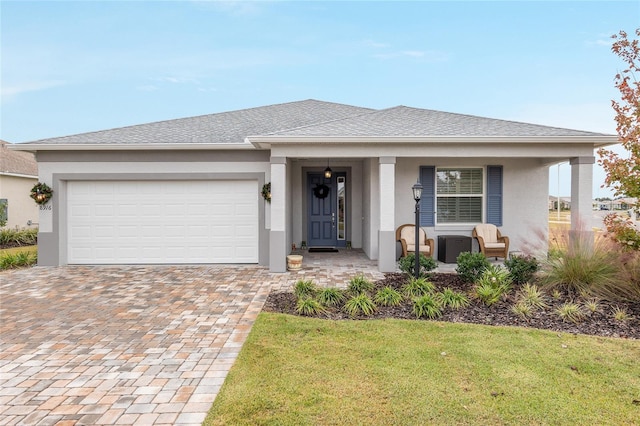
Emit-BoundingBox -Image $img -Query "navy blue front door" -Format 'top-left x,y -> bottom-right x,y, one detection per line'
308,173 -> 336,247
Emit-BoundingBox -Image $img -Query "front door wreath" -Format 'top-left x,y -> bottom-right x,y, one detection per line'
313,183 -> 330,199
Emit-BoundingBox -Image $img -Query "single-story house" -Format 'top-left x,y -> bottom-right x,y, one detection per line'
0,139 -> 39,229
12,99 -> 617,272
549,196 -> 571,211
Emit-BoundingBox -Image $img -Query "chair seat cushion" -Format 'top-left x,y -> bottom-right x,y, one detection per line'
484,242 -> 506,249
406,244 -> 431,254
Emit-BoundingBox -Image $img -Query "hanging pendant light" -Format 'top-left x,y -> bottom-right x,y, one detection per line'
324,159 -> 332,178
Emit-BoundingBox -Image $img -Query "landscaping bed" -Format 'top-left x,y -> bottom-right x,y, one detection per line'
264,272 -> 640,340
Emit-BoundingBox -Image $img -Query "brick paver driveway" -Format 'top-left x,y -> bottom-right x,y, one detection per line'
0,265 -> 273,426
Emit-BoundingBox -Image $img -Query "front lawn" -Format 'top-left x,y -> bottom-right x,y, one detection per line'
205,313 -> 640,425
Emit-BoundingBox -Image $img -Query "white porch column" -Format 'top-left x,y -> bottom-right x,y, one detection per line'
378,157 -> 396,272
270,157 -> 287,272
570,156 -> 595,237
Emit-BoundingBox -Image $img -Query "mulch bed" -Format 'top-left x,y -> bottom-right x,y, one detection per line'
0,242 -> 34,250
263,273 -> 640,340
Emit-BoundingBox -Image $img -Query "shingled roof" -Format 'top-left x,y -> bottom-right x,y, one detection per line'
0,140 -> 38,176
20,100 -> 374,145
17,99 -> 610,147
267,106 -> 609,137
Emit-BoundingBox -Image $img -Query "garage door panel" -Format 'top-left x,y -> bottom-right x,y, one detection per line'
67,180 -> 259,264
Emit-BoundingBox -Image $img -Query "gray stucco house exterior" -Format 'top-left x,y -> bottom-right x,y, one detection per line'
13,99 -> 617,272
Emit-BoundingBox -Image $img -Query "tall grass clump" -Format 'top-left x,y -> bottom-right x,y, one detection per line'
539,231 -> 639,302
412,294 -> 442,319
0,227 -> 38,247
344,293 -> 376,317
435,288 -> 470,309
374,287 -> 403,307
296,298 -> 326,316
294,280 -> 318,299
0,250 -> 37,270
347,274 -> 374,295
318,287 -> 345,307
402,276 -> 435,298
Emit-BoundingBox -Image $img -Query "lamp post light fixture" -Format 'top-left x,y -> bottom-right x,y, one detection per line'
412,179 -> 423,278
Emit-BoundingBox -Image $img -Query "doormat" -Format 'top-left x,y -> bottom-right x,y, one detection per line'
308,247 -> 339,253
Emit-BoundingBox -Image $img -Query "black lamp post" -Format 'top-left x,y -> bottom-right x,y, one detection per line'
412,179 -> 423,278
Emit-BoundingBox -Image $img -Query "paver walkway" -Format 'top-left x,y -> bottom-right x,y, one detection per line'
0,250 -> 383,425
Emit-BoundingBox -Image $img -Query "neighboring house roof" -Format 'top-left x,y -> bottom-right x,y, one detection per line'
0,140 -> 38,176
13,99 -> 616,150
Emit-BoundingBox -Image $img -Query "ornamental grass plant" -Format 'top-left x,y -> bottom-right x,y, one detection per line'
0,227 -> 38,247
540,229 -> 640,302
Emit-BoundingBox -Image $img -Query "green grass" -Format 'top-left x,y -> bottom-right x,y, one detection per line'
205,313 -> 640,426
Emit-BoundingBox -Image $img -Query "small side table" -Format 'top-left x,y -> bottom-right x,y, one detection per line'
438,235 -> 472,263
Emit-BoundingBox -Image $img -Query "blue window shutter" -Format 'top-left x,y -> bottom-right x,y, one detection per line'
419,166 -> 435,226
486,165 -> 503,226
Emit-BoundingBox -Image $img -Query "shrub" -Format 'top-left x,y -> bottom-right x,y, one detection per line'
435,288 -> 470,309
374,287 -> 403,307
318,287 -> 345,307
456,252 -> 491,283
603,214 -> 640,251
344,293 -> 376,317
398,253 -> 437,277
412,294 -> 443,319
505,254 -> 539,285
296,298 -> 326,316
347,274 -> 374,295
555,302 -> 585,324
402,276 -> 435,298
294,280 -> 318,299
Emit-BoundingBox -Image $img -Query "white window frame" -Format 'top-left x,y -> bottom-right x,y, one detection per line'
435,167 -> 484,225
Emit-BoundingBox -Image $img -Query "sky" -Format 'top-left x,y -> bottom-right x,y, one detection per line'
1,0 -> 638,198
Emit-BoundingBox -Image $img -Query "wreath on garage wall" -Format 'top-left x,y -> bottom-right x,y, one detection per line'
261,182 -> 271,203
30,182 -> 53,205
313,183 -> 330,199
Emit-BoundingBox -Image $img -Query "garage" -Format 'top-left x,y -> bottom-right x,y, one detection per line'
67,180 -> 259,264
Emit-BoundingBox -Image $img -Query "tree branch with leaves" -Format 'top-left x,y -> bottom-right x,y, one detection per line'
597,28 -> 640,251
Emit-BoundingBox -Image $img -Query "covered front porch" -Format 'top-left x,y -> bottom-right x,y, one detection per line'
265,152 -> 597,274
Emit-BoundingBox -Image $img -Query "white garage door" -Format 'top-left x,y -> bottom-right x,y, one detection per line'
67,180 -> 259,264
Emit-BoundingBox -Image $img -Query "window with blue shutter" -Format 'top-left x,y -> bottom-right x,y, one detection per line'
419,165 -> 503,226
486,165 -> 503,226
